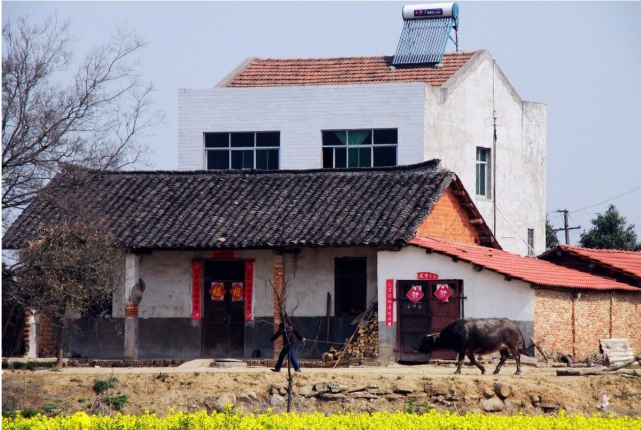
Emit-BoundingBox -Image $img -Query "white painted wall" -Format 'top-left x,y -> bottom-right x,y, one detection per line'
377,246 -> 535,326
132,247 -> 377,319
178,84 -> 426,170
426,51 -> 546,256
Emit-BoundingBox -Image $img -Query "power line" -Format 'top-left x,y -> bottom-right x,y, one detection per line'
570,185 -> 641,214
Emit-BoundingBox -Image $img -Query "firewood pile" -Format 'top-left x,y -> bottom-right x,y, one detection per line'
322,309 -> 379,365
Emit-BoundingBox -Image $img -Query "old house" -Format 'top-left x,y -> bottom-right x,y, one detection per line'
4,160 -> 493,360
5,161 -> 639,363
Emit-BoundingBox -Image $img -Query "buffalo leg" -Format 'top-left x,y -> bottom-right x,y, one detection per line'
466,352 -> 486,374
509,344 -> 522,375
454,352 -> 466,374
493,349 -> 510,374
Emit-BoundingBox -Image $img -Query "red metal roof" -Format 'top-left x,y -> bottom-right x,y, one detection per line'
409,237 -> 641,292
542,246 -> 641,279
224,52 -> 476,88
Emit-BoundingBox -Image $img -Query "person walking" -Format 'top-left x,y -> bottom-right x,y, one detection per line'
271,313 -> 305,373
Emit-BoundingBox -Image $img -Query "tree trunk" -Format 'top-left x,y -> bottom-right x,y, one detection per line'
55,320 -> 66,369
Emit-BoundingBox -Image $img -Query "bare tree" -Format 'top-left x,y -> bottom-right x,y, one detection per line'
268,277 -> 306,412
2,14 -> 163,226
5,219 -> 123,368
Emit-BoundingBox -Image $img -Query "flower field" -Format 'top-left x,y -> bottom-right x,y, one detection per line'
3,409 -> 640,430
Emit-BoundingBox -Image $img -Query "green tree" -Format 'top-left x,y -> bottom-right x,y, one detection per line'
545,216 -> 560,249
578,205 -> 641,251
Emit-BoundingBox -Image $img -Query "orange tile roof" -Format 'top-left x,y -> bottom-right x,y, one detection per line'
409,237 -> 641,292
224,52 -> 476,88
546,246 -> 641,279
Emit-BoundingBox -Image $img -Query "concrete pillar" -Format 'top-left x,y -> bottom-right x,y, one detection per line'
24,309 -> 39,358
124,253 -> 139,359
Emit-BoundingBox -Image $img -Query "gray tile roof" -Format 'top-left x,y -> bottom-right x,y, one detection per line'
3,160 -> 458,251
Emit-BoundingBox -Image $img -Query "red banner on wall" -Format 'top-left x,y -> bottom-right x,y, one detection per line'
191,260 -> 202,320
244,261 -> 254,321
385,279 -> 394,327
417,272 -> 439,280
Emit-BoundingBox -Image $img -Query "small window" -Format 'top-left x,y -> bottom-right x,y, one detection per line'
527,228 -> 535,256
204,132 -> 280,170
476,147 -> 491,197
323,129 -> 397,168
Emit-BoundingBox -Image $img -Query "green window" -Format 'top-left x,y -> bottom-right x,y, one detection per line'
322,129 -> 397,168
204,132 -> 280,170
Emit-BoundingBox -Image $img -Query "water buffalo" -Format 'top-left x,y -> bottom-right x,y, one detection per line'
414,318 -> 524,375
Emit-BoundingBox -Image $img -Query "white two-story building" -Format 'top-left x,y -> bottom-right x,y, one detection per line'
178,48 -> 546,256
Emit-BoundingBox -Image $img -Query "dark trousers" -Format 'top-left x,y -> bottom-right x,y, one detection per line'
274,344 -> 300,371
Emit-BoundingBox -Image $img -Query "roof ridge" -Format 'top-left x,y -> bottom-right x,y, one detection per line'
60,160 -> 445,177
250,51 -> 475,63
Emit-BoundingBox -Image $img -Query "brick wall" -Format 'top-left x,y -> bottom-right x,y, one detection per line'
415,188 -> 480,244
272,255 -> 285,358
38,311 -> 57,357
534,289 -> 641,360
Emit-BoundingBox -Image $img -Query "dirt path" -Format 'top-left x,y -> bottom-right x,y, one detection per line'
2,360 -> 640,417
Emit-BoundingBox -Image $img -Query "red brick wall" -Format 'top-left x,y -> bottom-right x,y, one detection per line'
534,289 -> 641,360
415,188 -> 480,244
38,312 -> 57,358
272,255 -> 285,358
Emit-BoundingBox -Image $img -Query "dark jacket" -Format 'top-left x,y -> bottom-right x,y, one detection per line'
271,318 -> 303,346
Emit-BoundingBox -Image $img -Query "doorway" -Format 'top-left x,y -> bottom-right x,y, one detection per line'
202,260 -> 246,357
397,279 -> 463,362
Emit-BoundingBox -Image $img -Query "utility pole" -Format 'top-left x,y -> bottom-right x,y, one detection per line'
553,209 -> 581,245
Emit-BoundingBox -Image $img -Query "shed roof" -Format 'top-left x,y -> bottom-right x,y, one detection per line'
409,237 -> 641,293
4,161 -> 473,251
221,51 -> 477,88
539,245 -> 641,280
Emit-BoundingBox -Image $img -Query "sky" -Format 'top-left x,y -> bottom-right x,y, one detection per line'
2,1 -> 640,245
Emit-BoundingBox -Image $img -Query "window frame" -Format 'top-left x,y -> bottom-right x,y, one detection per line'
527,228 -> 535,256
475,147 -> 491,197
322,128 -> 398,169
204,131 -> 280,170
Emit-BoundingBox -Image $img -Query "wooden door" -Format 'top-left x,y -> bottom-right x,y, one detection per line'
397,280 -> 431,362
397,279 -> 463,362
426,280 -> 463,359
202,261 -> 245,357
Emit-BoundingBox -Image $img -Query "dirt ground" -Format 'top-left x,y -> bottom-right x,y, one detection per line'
2,359 -> 641,418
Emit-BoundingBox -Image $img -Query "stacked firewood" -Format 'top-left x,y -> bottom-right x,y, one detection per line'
322,311 -> 379,363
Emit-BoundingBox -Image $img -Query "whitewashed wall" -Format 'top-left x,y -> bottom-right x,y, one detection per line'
377,246 -> 535,323
178,84 -> 426,170
131,247 -> 377,319
376,245 -> 535,361
425,51 -> 546,256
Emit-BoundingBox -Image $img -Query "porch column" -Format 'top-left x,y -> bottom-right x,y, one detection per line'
272,254 -> 286,359
124,253 -> 139,359
24,309 -> 39,358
